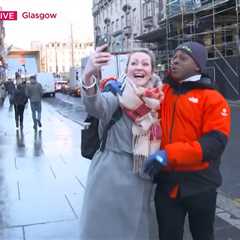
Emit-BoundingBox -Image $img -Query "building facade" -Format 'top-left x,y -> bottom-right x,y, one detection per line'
92,0 -> 240,100
0,18 -> 6,82
93,0 -> 144,52
31,41 -> 94,74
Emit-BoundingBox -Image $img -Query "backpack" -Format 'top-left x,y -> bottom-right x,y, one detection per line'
81,107 -> 122,159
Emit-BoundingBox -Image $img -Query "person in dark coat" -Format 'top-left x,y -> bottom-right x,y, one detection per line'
26,75 -> 43,130
6,79 -> 15,108
0,82 -> 6,105
13,82 -> 28,130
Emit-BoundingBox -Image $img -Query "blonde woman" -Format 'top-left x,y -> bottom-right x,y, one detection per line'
80,45 -> 163,240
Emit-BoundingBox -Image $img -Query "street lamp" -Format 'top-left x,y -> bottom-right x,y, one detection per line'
54,42 -> 58,74
22,64 -> 26,81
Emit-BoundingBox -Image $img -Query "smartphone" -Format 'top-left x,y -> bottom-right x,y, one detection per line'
96,34 -> 111,51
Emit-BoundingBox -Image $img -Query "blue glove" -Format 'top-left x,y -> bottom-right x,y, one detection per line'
104,80 -> 122,95
143,150 -> 168,178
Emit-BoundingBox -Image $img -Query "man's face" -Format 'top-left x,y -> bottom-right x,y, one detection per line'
170,50 -> 200,81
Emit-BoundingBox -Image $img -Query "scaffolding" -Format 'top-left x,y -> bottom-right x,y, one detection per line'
159,1 -> 238,60
153,0 -> 240,99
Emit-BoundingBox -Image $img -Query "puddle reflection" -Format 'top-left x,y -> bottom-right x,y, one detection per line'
16,130 -> 25,148
34,130 -> 43,157
16,130 -> 26,157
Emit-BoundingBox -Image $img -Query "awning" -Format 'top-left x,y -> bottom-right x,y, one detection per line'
135,28 -> 166,43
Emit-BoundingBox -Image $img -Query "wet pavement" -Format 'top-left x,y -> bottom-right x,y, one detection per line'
0,94 -> 239,240
0,98 -> 89,239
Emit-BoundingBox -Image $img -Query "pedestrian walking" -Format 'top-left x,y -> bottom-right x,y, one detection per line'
5,79 -> 15,108
143,41 -> 231,240
0,82 -> 6,106
12,82 -> 28,130
79,45 -> 163,240
26,75 -> 43,130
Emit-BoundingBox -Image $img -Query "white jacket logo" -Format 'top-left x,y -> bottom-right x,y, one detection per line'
188,97 -> 199,103
221,108 -> 228,117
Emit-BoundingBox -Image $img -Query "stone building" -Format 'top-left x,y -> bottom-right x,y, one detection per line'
92,0 -> 144,52
92,0 -> 240,100
0,19 -> 6,82
31,41 -> 94,74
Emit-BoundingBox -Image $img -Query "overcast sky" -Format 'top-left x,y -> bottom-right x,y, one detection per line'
0,0 -> 94,49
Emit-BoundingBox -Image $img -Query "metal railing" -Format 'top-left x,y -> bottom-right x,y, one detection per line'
213,61 -> 239,96
214,46 -> 239,78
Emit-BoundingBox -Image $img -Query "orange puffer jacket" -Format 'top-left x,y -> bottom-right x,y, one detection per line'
156,76 -> 231,197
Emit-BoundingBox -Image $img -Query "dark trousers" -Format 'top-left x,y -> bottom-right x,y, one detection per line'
0,97 -> 4,105
14,104 -> 25,126
155,187 -> 217,240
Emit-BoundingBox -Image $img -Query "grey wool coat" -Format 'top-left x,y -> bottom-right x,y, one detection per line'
80,89 -> 158,240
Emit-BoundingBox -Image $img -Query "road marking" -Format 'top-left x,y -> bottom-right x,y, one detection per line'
217,193 -> 240,230
17,181 -> 21,200
64,194 -> 79,219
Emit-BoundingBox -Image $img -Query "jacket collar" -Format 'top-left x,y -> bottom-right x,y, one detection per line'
164,72 -> 215,94
181,74 -> 201,83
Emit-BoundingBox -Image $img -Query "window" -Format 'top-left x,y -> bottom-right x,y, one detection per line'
143,2 -> 153,19
132,8 -> 136,26
102,8 -> 105,20
95,14 -> 99,26
110,2 -> 113,14
225,32 -> 233,42
111,21 -> 114,32
126,12 -> 131,26
121,15 -> 124,29
106,6 -> 109,16
116,19 -> 119,31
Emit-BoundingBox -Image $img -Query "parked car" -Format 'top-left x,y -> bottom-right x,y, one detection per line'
55,80 -> 69,93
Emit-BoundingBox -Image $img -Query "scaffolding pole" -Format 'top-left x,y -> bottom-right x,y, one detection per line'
236,0 -> 240,94
236,0 -> 240,55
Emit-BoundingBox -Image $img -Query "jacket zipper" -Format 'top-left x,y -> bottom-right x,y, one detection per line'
169,95 -> 179,143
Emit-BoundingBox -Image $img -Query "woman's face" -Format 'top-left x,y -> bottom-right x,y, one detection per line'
126,52 -> 153,87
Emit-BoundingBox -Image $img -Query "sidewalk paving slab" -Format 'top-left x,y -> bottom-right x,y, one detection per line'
0,96 -> 240,239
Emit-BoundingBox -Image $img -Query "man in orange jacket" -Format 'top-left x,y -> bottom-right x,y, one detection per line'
144,41 -> 231,240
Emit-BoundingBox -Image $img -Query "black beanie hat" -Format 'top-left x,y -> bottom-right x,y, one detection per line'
175,41 -> 207,73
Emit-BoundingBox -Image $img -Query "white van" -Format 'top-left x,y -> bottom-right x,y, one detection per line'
69,66 -> 81,96
36,72 -> 55,97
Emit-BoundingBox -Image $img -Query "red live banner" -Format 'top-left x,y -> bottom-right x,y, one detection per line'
0,11 -> 17,20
